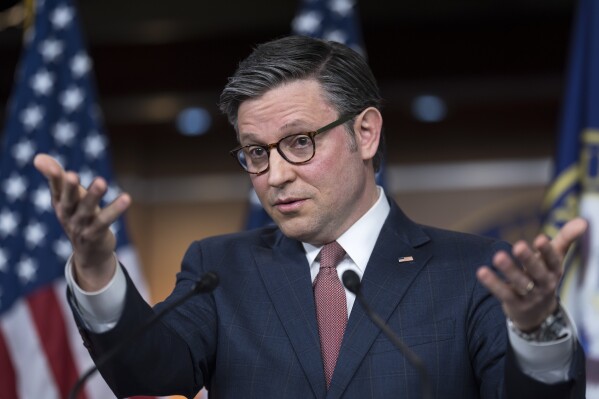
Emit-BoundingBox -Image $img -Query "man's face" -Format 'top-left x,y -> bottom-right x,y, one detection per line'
237,79 -> 378,245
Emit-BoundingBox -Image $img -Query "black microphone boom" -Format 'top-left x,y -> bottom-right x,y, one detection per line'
342,270 -> 433,399
68,271 -> 219,399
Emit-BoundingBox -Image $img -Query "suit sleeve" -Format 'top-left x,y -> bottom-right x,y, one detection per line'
504,340 -> 586,399
68,261 -> 210,399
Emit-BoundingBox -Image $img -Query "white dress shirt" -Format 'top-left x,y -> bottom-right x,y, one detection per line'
303,186 -> 390,316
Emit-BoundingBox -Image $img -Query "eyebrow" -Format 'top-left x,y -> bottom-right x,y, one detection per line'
239,120 -> 312,145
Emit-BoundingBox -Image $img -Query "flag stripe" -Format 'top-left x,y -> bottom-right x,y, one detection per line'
27,286 -> 88,399
0,330 -> 18,399
0,301 -> 60,399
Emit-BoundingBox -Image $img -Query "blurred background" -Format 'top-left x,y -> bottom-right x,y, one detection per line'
0,0 -> 576,300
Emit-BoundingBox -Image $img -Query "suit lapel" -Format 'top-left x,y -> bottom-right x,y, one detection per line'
253,232 -> 326,398
327,202 -> 432,399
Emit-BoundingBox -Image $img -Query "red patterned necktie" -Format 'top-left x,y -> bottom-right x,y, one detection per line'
314,241 -> 347,389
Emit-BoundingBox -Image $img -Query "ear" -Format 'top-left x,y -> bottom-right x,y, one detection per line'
354,107 -> 382,161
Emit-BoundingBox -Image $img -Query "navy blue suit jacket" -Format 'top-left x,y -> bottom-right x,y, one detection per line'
75,199 -> 585,398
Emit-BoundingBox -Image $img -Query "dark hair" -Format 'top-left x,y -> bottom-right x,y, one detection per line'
219,35 -> 385,172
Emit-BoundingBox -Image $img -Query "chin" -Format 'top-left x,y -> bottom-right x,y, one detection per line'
277,221 -> 312,241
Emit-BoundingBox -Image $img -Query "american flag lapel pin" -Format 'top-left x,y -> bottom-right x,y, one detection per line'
398,256 -> 414,263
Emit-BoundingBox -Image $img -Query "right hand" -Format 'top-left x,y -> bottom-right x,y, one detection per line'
33,153 -> 132,291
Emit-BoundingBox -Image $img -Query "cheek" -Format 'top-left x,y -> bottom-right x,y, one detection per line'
299,158 -> 338,188
307,162 -> 356,206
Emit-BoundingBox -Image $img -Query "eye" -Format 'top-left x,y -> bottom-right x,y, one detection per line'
288,134 -> 312,149
246,146 -> 267,159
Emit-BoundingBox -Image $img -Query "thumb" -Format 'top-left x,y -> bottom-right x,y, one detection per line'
551,217 -> 588,257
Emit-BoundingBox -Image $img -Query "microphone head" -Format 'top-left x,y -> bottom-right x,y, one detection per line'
194,271 -> 219,293
342,270 -> 361,295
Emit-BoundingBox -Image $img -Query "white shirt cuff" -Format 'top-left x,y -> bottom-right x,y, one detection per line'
507,306 -> 576,384
65,254 -> 127,333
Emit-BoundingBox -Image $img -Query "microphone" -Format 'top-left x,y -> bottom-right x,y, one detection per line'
342,270 -> 433,399
68,271 -> 219,399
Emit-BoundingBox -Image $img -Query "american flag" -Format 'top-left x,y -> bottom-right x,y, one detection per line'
291,0 -> 365,55
244,0 -> 375,230
0,0 -> 150,398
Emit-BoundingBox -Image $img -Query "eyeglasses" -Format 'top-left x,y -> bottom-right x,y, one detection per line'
229,114 -> 355,175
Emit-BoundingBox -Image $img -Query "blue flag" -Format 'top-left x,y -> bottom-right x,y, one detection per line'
0,0 -> 148,397
244,0 -> 379,230
291,0 -> 365,55
541,0 -> 599,394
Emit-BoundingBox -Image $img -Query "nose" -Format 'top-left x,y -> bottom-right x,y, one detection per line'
267,149 -> 296,187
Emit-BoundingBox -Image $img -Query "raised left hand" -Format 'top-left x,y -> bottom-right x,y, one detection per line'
476,217 -> 587,332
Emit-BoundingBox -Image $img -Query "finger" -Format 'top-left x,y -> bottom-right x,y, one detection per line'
551,217 -> 588,257
61,171 -> 82,217
493,250 -> 536,296
81,193 -> 131,239
510,240 -> 551,287
71,177 -> 108,226
476,266 -> 521,304
33,153 -> 65,203
533,234 -> 563,275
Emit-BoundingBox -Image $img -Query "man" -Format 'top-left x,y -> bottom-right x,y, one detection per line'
34,35 -> 586,398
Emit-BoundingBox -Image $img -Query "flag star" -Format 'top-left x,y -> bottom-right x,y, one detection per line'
30,69 -> 55,96
12,139 -> 36,167
328,0 -> 354,17
324,29 -> 348,45
48,151 -> 66,169
20,105 -> 44,131
83,133 -> 106,159
53,237 -> 72,260
3,174 -> 28,202
0,248 -> 8,273
39,38 -> 64,62
50,5 -> 74,30
0,209 -> 19,237
24,222 -> 46,248
292,11 -> 323,34
78,167 -> 95,188
53,120 -> 77,146
104,184 -> 121,204
17,256 -> 37,284
71,52 -> 91,78
32,186 -> 52,212
60,86 -> 84,113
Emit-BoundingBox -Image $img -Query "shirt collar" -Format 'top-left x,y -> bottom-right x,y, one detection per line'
303,186 -> 390,271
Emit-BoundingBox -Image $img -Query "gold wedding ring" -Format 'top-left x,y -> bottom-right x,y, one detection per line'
516,280 -> 535,297
525,280 -> 535,293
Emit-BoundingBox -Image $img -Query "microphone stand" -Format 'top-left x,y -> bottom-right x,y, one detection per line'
343,270 -> 433,399
68,271 -> 219,399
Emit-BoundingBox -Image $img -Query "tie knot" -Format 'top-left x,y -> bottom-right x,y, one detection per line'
319,241 -> 346,269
